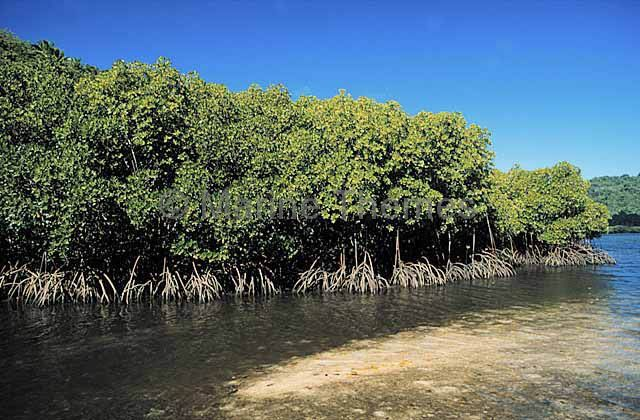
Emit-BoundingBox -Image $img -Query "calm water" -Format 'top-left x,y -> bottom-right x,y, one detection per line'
1,234 -> 638,419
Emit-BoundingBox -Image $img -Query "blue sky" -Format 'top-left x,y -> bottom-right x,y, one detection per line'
2,0 -> 638,178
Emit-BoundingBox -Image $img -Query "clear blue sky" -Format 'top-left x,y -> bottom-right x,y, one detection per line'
2,0 -> 639,178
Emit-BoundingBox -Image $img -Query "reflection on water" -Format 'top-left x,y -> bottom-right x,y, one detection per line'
1,234 -> 638,419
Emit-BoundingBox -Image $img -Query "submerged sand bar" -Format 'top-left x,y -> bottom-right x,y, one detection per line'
224,302 -> 639,419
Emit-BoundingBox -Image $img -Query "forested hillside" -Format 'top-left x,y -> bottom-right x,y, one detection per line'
590,175 -> 640,226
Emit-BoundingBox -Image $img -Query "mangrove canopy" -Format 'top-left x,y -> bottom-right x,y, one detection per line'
0,31 -> 612,302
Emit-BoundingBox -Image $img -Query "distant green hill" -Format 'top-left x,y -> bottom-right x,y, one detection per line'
589,174 -> 640,228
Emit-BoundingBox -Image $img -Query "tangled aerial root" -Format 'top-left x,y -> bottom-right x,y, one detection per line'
294,251 -> 389,294
294,234 -> 521,295
1,242 -> 615,304
294,241 -> 614,295
499,243 -> 615,267
0,257 -> 279,306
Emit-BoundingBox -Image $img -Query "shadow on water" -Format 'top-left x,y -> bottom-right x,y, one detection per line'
1,234 -> 638,419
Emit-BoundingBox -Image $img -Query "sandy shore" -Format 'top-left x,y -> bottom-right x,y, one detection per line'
221,302 -> 638,419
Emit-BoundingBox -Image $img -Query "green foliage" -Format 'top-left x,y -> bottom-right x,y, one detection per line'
393,111 -> 493,231
490,163 -> 609,245
0,31 -> 609,284
589,174 -> 640,226
0,31 -> 102,260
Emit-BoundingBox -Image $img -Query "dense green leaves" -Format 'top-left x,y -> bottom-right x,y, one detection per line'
0,32 -> 102,260
489,163 -> 609,246
589,174 -> 640,226
0,31 -> 609,282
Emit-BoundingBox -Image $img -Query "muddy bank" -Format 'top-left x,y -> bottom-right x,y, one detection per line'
222,302 -> 638,419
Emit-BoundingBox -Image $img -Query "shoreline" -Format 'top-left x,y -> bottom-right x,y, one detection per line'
608,226 -> 640,234
0,244 -> 616,307
223,301 -> 634,419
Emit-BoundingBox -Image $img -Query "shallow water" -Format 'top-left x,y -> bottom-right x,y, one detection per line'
1,234 -> 638,419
